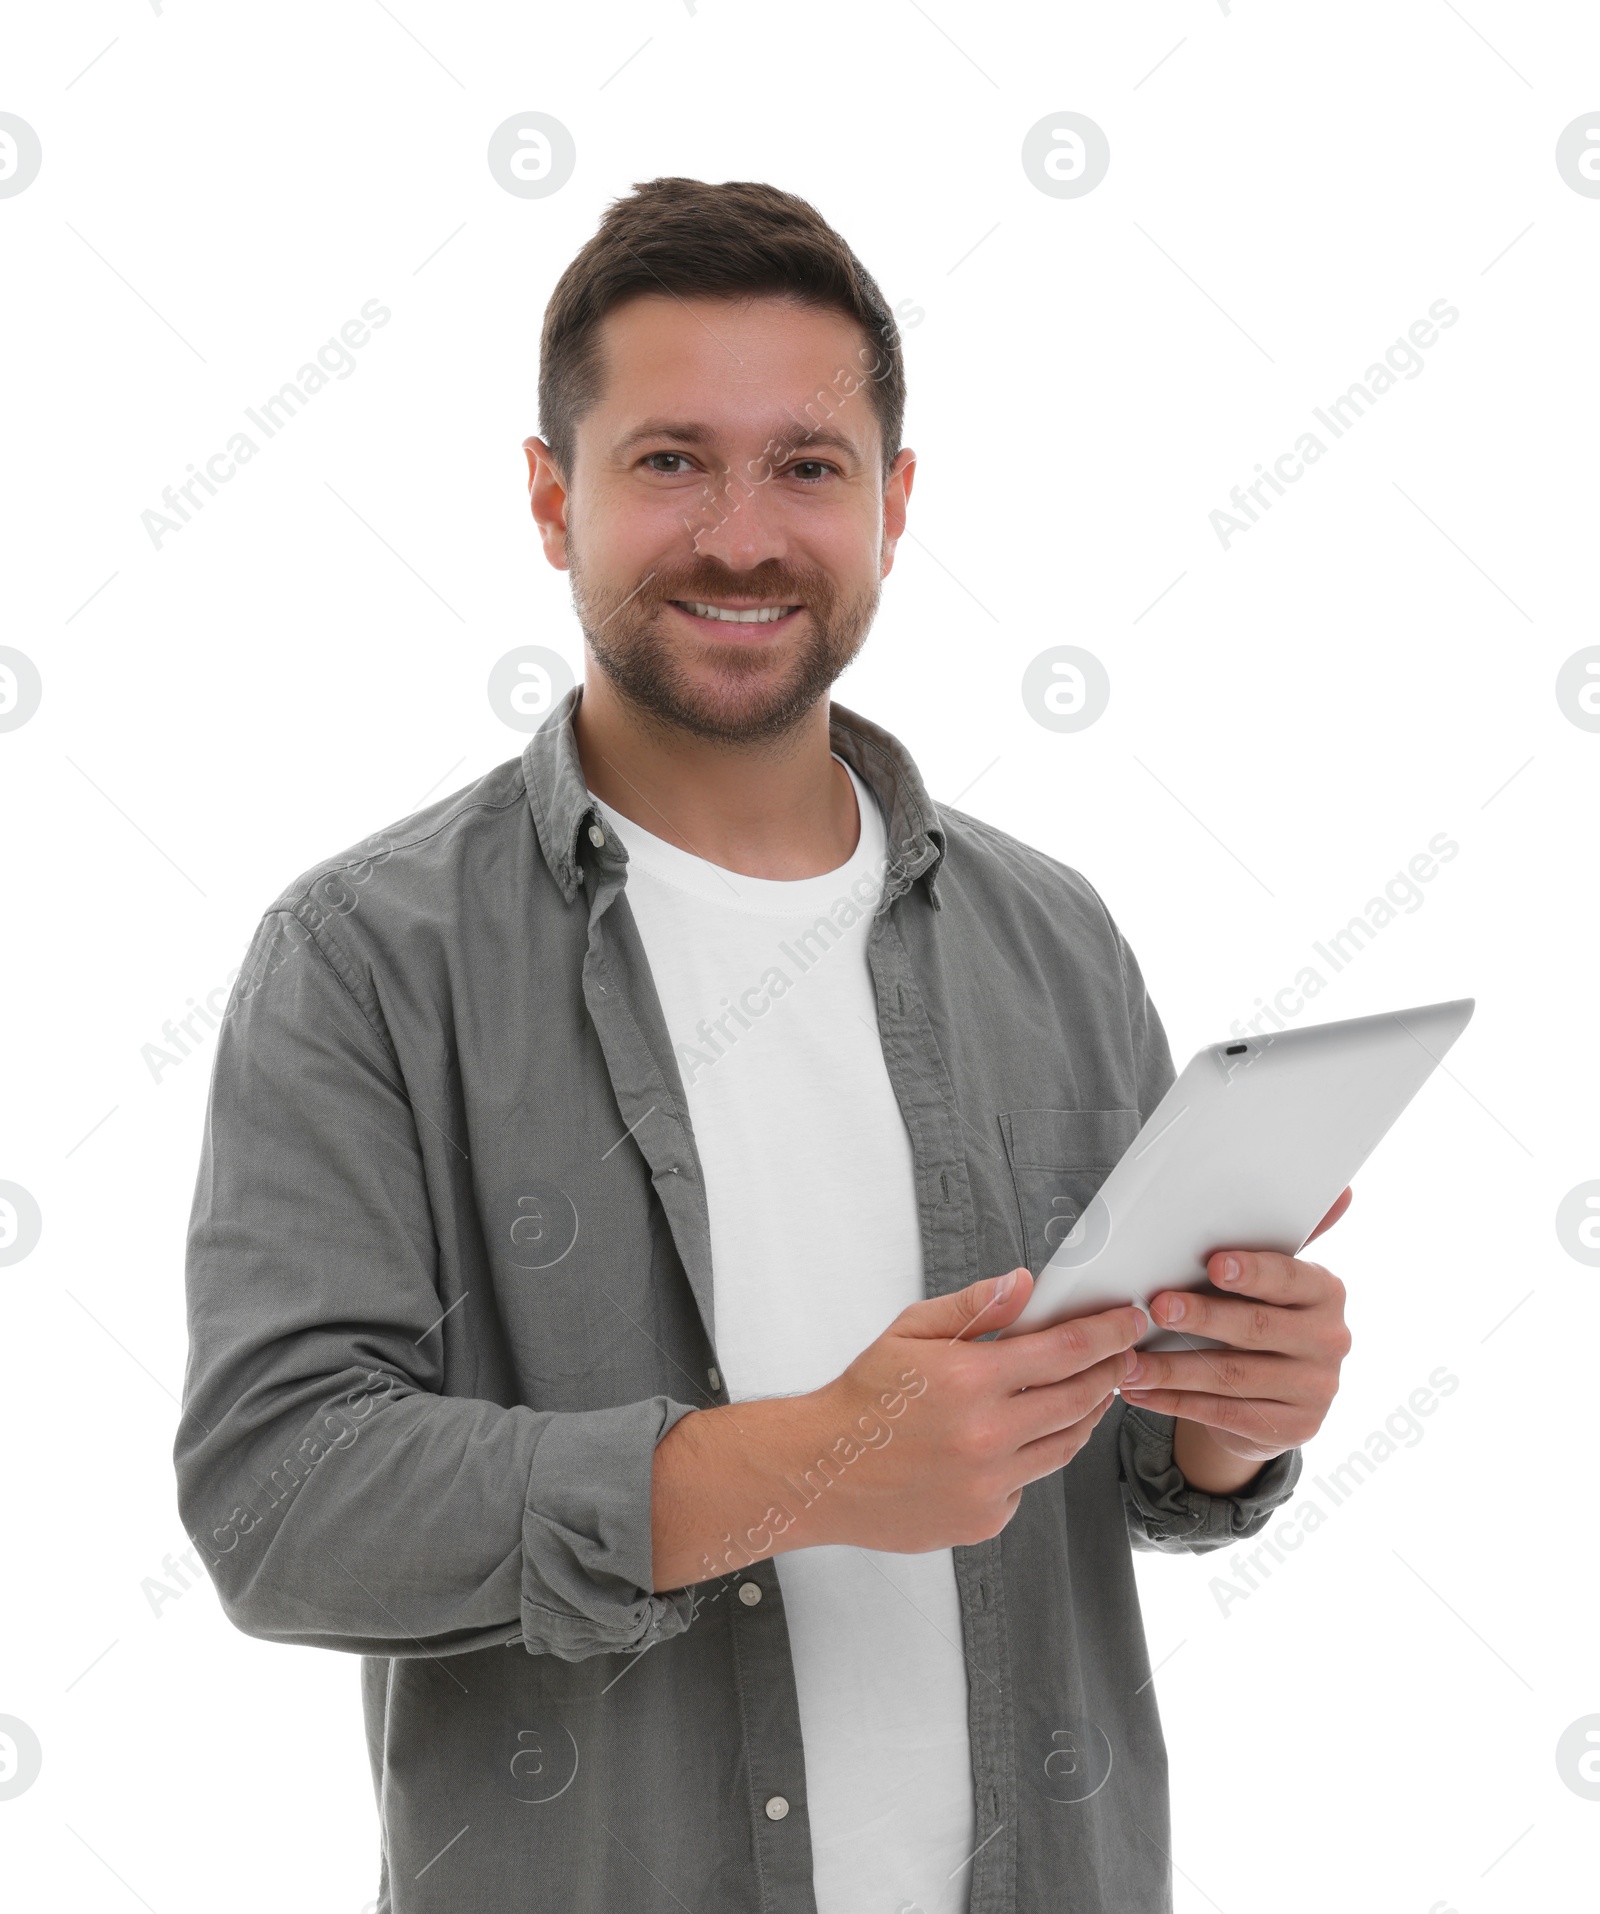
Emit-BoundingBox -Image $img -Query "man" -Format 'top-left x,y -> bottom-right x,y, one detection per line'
176,177 -> 1352,1914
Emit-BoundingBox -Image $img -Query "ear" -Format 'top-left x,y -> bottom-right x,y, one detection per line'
880,447 -> 916,578
523,435 -> 570,569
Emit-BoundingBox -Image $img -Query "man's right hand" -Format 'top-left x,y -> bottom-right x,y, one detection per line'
803,1268 -> 1146,1554
650,1269 -> 1147,1589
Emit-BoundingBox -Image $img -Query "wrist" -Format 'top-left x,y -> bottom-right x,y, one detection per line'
1170,1417 -> 1281,1496
766,1381 -> 853,1551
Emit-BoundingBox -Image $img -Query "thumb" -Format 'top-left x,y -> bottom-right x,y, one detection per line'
895,1266 -> 1035,1342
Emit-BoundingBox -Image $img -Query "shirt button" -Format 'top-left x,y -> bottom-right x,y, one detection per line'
738,1581 -> 762,1607
764,1795 -> 789,1821
707,1366 -> 721,1391
587,824 -> 606,848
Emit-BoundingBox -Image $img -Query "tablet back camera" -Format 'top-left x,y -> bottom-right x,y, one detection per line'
1216,1034 -> 1275,1084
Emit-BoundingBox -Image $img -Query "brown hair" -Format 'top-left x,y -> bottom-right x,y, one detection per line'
537,176 -> 905,486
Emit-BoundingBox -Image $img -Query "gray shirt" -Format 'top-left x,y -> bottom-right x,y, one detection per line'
175,688 -> 1300,1913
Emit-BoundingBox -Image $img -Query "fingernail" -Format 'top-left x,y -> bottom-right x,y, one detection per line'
1124,1354 -> 1144,1382
1164,1294 -> 1185,1322
1219,1256 -> 1242,1285
1133,1302 -> 1152,1337
992,1269 -> 1016,1303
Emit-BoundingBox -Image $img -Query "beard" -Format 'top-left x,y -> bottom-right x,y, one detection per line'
568,532 -> 881,746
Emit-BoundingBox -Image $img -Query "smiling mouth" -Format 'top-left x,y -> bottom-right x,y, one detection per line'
669,599 -> 802,627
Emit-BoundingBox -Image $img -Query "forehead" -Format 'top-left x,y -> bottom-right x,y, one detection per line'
585,292 -> 880,458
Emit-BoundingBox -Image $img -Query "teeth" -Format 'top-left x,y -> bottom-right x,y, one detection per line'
681,601 -> 796,624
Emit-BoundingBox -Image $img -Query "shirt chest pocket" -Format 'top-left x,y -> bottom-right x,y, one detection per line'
999,1107 -> 1142,1274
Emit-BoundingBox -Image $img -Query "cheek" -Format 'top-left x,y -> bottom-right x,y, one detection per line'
574,479 -> 685,557
813,520 -> 889,602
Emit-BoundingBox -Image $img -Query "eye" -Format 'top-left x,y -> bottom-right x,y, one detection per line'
787,460 -> 837,484
642,451 -> 698,475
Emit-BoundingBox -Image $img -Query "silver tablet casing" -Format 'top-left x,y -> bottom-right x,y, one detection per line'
994,996 -> 1475,1353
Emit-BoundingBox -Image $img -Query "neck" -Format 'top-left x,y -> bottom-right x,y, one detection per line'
573,670 -> 860,880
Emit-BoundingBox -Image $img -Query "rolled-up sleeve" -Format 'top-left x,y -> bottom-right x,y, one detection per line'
1117,1403 -> 1301,1553
521,1399 -> 700,1656
174,904 -> 700,1662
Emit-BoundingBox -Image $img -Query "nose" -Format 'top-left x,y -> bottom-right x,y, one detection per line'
683,462 -> 795,573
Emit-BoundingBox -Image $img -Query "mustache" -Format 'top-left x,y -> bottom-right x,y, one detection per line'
642,567 -> 826,609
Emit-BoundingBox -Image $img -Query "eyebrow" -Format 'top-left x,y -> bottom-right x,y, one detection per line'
610,417 -> 865,465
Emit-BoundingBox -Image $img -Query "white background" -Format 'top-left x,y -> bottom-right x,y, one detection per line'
2,2 -> 1597,1910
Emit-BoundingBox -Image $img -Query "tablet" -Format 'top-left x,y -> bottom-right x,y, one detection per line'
993,996 -> 1475,1353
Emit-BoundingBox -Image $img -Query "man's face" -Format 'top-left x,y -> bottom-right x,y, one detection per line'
526,293 -> 914,745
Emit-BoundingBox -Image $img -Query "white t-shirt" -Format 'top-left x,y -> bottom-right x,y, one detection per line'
592,760 -> 977,1914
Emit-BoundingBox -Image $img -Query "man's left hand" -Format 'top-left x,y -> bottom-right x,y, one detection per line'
1120,1186 -> 1354,1495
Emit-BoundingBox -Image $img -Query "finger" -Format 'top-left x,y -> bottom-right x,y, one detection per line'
1119,1387 -> 1315,1447
1304,1185 -> 1353,1244
994,1302 -> 1149,1390
894,1266 -> 1034,1343
1006,1351 -> 1135,1448
1145,1289 -> 1321,1356
1010,1389 -> 1117,1485
1122,1347 -> 1309,1402
1203,1247 -> 1339,1307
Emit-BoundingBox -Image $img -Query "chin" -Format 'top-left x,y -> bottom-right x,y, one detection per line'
665,673 -> 822,743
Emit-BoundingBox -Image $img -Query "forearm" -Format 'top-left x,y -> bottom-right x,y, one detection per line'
651,1391 -> 839,1591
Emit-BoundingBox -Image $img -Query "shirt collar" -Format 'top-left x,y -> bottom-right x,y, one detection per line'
522,684 -> 947,908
